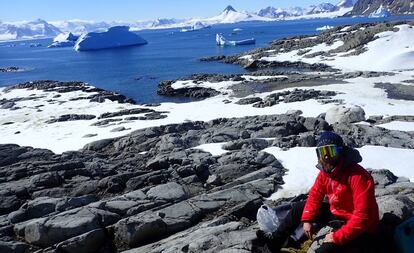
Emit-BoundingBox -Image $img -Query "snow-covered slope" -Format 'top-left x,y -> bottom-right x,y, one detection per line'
260,24 -> 414,72
74,26 -> 147,51
0,19 -> 61,41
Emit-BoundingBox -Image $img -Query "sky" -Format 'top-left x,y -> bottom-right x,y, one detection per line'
1,0 -> 341,22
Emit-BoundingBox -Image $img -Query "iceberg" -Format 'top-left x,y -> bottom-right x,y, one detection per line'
316,25 -> 334,31
48,32 -> 79,48
180,21 -> 210,32
216,33 -> 255,46
369,5 -> 391,18
74,26 -> 147,51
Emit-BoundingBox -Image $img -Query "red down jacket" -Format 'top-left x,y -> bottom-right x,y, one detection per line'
301,148 -> 379,245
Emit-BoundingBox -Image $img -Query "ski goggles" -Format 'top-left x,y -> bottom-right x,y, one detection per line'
316,145 -> 343,159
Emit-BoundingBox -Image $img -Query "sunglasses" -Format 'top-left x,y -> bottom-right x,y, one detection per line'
316,145 -> 343,160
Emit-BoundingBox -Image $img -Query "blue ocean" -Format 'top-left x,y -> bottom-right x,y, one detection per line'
0,16 -> 413,104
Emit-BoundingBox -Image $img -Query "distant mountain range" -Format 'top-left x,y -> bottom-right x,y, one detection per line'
0,1 -> 412,42
0,19 -> 61,41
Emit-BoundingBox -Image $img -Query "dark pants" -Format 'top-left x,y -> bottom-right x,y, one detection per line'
275,201 -> 374,253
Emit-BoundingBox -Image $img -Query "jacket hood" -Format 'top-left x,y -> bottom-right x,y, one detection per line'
316,146 -> 362,177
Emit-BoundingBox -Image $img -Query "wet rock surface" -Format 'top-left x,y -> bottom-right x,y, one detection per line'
0,112 -> 413,252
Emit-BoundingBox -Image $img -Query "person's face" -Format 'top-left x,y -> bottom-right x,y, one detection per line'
319,156 -> 340,172
316,145 -> 342,172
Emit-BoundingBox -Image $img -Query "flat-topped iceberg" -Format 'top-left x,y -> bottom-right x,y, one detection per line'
48,32 -> 79,48
74,26 -> 147,51
216,33 -> 255,46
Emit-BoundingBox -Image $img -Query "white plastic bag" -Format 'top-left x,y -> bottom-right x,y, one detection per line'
257,204 -> 279,233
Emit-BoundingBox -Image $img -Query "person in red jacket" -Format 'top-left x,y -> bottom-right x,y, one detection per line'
257,131 -> 379,253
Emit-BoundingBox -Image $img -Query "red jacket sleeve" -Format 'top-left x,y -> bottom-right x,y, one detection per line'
332,174 -> 375,245
301,172 -> 326,222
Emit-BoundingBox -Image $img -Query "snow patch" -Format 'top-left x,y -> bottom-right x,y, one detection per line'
192,143 -> 228,156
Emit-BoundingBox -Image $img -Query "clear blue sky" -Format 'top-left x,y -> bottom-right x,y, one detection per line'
1,0 -> 341,22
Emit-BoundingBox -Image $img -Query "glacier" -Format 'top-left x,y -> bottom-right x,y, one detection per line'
74,26 -> 147,51
48,32 -> 79,48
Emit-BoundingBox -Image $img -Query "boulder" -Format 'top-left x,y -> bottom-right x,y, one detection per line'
146,182 -> 188,202
377,194 -> 414,220
55,228 -> 107,253
114,213 -> 168,248
0,240 -> 29,253
122,218 -> 256,253
29,172 -> 62,188
325,105 -> 365,125
23,207 -> 120,247
8,197 -> 60,224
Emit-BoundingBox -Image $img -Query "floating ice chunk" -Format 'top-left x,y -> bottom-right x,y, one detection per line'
48,32 -> 79,48
316,25 -> 334,31
216,33 -> 255,46
74,26 -> 147,51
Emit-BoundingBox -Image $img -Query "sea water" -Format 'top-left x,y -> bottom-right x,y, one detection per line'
0,15 -> 413,104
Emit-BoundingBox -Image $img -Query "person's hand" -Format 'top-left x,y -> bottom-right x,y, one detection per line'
303,222 -> 313,240
324,232 -> 335,243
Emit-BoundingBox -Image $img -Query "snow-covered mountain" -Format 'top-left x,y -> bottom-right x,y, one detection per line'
306,3 -> 339,15
346,0 -> 414,17
337,0 -> 358,9
256,1 -> 356,19
257,6 -> 304,18
0,19 -> 61,41
149,18 -> 183,28
199,5 -> 272,24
